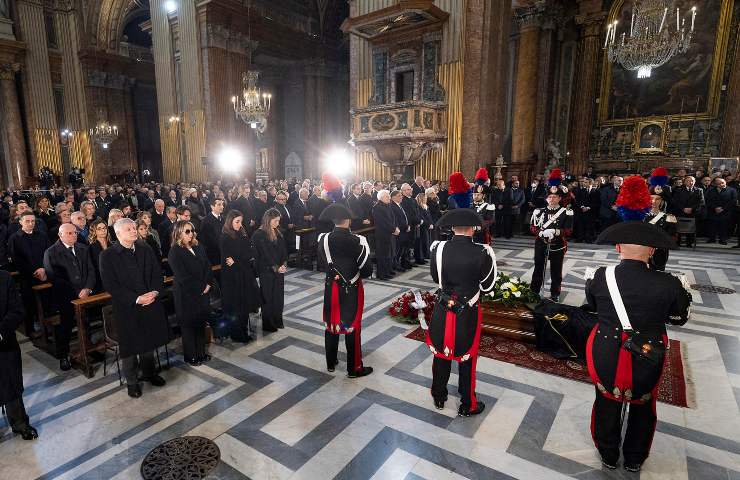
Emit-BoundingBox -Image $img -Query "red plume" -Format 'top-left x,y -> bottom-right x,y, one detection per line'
548,168 -> 562,180
321,172 -> 341,192
615,176 -> 652,210
474,167 -> 489,182
651,167 -> 668,177
448,172 -> 470,194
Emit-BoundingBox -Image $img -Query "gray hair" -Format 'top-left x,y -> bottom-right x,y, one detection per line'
425,188 -> 436,196
54,202 -> 68,214
107,209 -> 124,226
113,217 -> 135,235
377,189 -> 390,200
70,211 -> 85,223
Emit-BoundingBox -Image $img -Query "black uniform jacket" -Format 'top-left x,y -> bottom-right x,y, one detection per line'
644,211 -> 677,237
168,243 -> 213,328
530,206 -> 574,250
99,241 -> 169,358
669,186 -> 704,217
585,261 -> 691,403
43,240 -> 96,308
428,236 -> 497,361
318,227 -> 372,333
0,272 -> 25,404
371,202 -> 396,259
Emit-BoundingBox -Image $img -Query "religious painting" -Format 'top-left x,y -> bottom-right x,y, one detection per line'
600,0 -> 732,123
709,157 -> 739,176
634,120 -> 666,154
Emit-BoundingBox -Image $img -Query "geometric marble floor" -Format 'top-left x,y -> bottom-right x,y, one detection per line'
1,238 -> 739,479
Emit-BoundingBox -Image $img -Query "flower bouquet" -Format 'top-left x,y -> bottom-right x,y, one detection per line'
388,290 -> 437,325
482,273 -> 540,308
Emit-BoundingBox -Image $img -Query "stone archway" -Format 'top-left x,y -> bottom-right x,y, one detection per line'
88,0 -> 140,51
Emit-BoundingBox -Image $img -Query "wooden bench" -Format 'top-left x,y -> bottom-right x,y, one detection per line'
70,264 -> 222,378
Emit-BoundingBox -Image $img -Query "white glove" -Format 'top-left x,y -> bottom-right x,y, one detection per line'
540,228 -> 556,240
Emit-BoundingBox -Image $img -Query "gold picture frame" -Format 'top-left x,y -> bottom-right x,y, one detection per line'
634,120 -> 666,154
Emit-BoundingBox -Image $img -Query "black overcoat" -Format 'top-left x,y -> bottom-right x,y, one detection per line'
220,232 -> 260,317
99,241 -> 169,358
200,214 -> 225,265
371,202 -> 396,259
0,271 -> 25,405
168,243 -> 213,328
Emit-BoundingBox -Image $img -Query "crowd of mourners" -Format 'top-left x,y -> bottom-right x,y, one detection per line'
0,163 -> 735,440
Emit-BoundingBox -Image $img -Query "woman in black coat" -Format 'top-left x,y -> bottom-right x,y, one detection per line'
220,210 -> 260,342
0,270 -> 37,440
168,220 -> 213,366
252,208 -> 287,332
88,219 -> 111,293
137,219 -> 163,264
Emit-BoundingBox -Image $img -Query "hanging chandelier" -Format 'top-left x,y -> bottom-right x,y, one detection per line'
231,71 -> 272,134
605,0 -> 697,79
89,115 -> 118,150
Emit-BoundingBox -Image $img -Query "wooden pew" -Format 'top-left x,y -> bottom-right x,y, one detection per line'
31,282 -> 57,347
70,264 -> 222,378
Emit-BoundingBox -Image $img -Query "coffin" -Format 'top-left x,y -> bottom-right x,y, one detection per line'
480,303 -> 535,343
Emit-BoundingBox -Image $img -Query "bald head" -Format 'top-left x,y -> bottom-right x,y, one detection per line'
616,243 -> 655,262
59,223 -> 78,246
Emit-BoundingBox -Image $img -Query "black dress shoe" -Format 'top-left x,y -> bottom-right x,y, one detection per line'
732,245 -> 740,249
143,375 -> 166,387
13,426 -> 38,440
199,354 -> 212,363
327,361 -> 338,372
601,459 -> 618,470
433,398 -> 445,410
186,358 -> 202,367
348,366 -> 373,378
550,295 -> 560,303
719,240 -> 728,245
458,401 -> 485,417
127,384 -> 142,398
623,463 -> 641,472
263,326 -> 278,333
59,357 -> 72,371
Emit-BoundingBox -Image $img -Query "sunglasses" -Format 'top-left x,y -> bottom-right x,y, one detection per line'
184,229 -> 195,234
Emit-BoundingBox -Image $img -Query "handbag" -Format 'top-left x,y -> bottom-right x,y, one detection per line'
605,266 -> 665,364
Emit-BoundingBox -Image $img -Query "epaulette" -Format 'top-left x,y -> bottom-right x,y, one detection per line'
666,214 -> 677,223
566,207 -> 574,216
533,208 -> 541,216
430,240 -> 440,251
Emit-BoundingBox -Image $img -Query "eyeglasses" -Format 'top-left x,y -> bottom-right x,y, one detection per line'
184,229 -> 195,234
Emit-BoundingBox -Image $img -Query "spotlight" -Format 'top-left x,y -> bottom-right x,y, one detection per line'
164,0 -> 177,13
324,148 -> 353,177
217,147 -> 244,174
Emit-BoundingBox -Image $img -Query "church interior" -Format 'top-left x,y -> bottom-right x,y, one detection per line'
0,0 -> 739,479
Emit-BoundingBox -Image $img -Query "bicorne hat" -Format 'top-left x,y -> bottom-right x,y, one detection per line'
436,208 -> 483,228
596,221 -> 677,249
319,203 -> 354,223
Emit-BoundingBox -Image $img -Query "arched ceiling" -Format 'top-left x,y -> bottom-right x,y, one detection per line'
87,0 -> 142,51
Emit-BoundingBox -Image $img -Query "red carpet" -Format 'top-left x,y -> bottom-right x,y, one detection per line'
405,327 -> 689,408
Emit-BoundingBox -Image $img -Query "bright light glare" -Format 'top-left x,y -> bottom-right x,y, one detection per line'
324,148 -> 353,177
217,147 -> 244,174
164,1 -> 177,13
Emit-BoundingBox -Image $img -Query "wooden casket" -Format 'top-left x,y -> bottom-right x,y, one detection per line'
480,303 -> 536,343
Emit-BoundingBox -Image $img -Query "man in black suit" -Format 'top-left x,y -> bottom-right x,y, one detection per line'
401,183 -> 423,265
157,206 -> 178,258
705,178 -> 737,244
150,199 -> 167,231
347,183 -> 371,229
9,212 -> 50,335
391,190 -> 412,270
0,269 -> 38,440
372,190 -> 397,279
411,176 -> 426,197
574,177 -> 600,243
93,188 -> 112,220
669,176 -> 704,247
599,176 -> 623,232
308,186 -> 331,234
232,184 -> 255,229
274,191 -> 297,254
292,188 -> 313,229
253,190 -> 270,225
43,224 -> 96,370
199,198 -> 225,265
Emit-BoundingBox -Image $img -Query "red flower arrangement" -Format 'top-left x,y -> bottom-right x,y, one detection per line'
388,291 -> 437,324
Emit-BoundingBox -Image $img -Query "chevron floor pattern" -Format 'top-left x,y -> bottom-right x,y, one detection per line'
1,238 -> 739,479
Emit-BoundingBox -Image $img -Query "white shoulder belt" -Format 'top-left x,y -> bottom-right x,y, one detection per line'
434,241 -> 480,307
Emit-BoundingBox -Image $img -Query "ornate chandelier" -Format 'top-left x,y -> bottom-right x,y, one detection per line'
89,115 -> 118,150
231,71 -> 272,135
605,0 -> 697,79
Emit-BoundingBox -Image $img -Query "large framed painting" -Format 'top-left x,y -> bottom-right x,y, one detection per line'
599,0 -> 734,124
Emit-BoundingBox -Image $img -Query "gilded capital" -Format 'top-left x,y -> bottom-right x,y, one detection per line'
515,6 -> 543,32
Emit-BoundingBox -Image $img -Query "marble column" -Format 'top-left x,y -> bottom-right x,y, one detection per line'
0,62 -> 28,187
568,8 -> 606,175
510,8 -> 541,175
721,26 -> 740,156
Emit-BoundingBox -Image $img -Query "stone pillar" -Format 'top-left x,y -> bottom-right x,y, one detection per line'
568,7 -> 605,175
510,7 -> 541,176
459,0 -> 511,178
534,14 -> 558,166
0,62 -> 28,187
303,63 -> 330,179
721,26 -> 740,156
